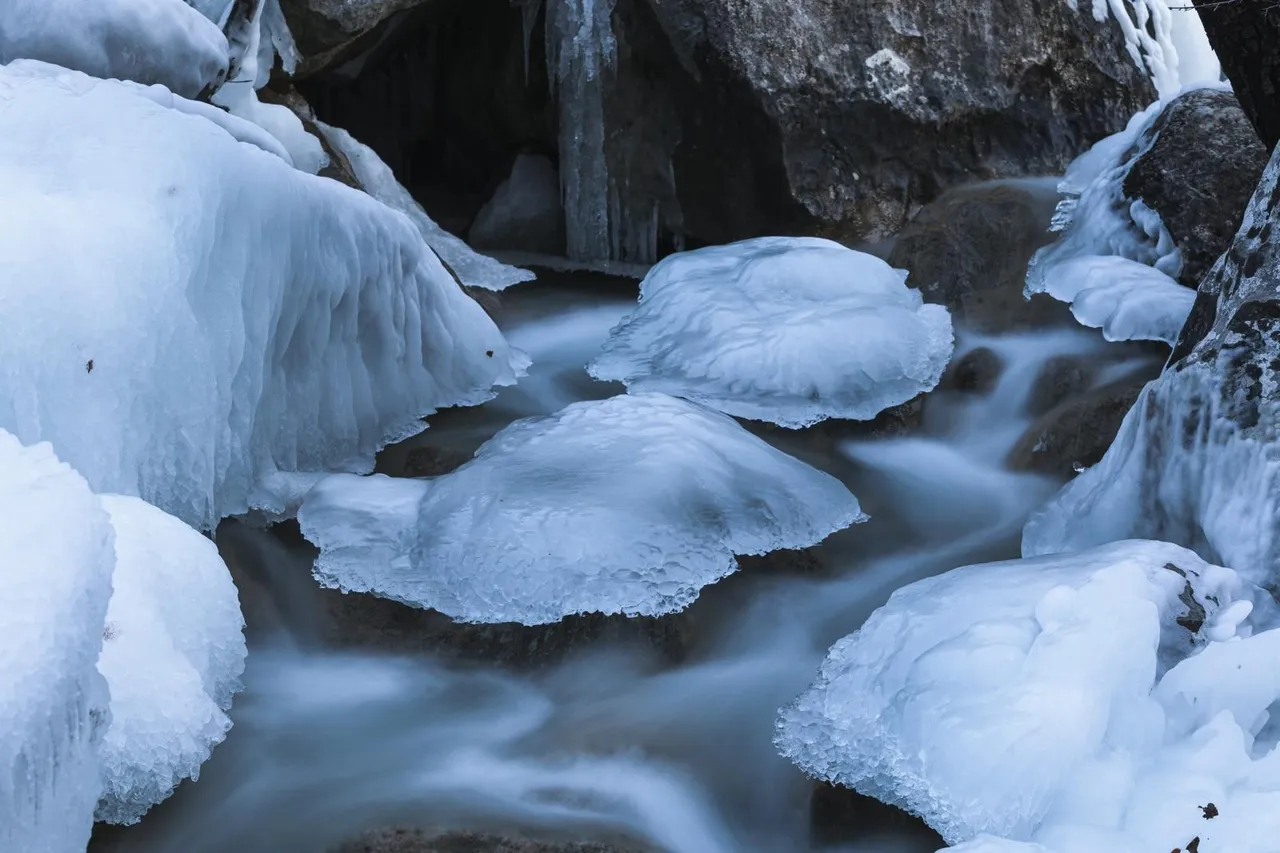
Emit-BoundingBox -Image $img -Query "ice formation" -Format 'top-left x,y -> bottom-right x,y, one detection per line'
1069,0 -> 1220,97
777,539 -> 1280,853
0,61 -> 522,529
0,0 -> 229,97
1024,145 -> 1280,586
1025,90 -> 1220,344
0,432 -> 113,853
589,237 -> 954,428
95,496 -> 247,825
544,0 -> 620,263
298,393 -> 866,625
317,123 -> 536,291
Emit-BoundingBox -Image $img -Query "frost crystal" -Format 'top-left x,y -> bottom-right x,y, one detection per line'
589,237 -> 954,428
298,393 -> 866,625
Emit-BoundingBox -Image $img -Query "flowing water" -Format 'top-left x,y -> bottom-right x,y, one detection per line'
93,267 -> 1162,853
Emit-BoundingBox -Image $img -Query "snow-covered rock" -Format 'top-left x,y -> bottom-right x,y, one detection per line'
298,393 -> 865,625
0,0 -> 229,98
1023,143 -> 1280,587
0,61 -> 522,530
777,540 -> 1280,853
589,238 -> 954,428
95,496 -> 246,825
1023,90 -> 1217,344
318,122 -> 536,291
0,432 -> 114,853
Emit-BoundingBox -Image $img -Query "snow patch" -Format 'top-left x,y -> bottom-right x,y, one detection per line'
589,237 -> 954,428
298,393 -> 866,625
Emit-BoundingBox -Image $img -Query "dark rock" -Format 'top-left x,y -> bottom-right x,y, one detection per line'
400,445 -> 473,478
809,783 -> 945,849
279,0 -> 439,73
736,547 -> 824,577
332,829 -> 645,853
1008,376 -> 1150,479
1026,355 -> 1095,418
1123,88 -> 1270,287
1192,0 -> 1280,150
940,347 -> 1004,395
887,181 -> 1069,332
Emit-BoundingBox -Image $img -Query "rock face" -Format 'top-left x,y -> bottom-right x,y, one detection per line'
279,0 -> 433,70
1123,88 -> 1270,287
614,0 -> 1155,248
1023,144 -> 1280,585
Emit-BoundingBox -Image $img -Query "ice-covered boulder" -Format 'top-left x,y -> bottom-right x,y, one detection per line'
298,393 -> 865,625
0,0 -> 229,98
318,122 -> 536,291
1023,90 -> 1222,345
0,432 -> 114,853
95,496 -> 246,825
588,238 -> 954,428
777,540 -> 1280,853
0,61 -> 522,529
1024,143 -> 1280,587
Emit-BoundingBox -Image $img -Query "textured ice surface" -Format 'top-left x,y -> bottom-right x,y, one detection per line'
1024,146 -> 1280,587
0,0 -> 229,97
1039,255 -> 1196,344
0,431 -> 113,853
1070,0 -> 1219,97
0,61 -> 521,529
1025,93 -> 1202,343
299,393 -> 866,624
95,496 -> 246,825
318,122 -> 536,291
777,540 -> 1280,852
589,237 -> 954,428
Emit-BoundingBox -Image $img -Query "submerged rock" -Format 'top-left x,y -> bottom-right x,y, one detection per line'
333,829 -> 645,853
1008,375 -> 1150,480
1123,88 -> 1270,287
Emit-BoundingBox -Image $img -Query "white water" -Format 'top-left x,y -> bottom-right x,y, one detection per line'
94,276 -> 1161,853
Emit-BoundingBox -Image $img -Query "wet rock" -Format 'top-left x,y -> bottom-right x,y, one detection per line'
940,347 -> 1004,395
333,829 -> 645,853
809,783 -> 945,849
736,547 -> 825,577
1123,88 -> 1270,287
279,0 -> 438,74
1026,355 -> 1095,418
887,182 -> 1069,332
469,154 -> 566,256
1008,376 -> 1150,480
400,445 -> 474,478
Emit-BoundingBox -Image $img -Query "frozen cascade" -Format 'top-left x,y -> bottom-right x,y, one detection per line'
545,0 -> 620,264
1068,1 -> 1220,97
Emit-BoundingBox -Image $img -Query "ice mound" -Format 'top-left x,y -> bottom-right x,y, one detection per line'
0,61 -> 522,529
588,237 -> 954,428
319,123 -> 536,292
1024,92 -> 1213,344
777,539 -> 1280,852
0,0 -> 229,97
0,431 -> 114,853
95,496 -> 246,825
298,393 -> 866,624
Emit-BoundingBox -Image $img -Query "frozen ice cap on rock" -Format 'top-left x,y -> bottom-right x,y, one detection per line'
0,0 -> 229,98
95,496 -> 246,825
588,237 -> 954,428
775,540 -> 1258,846
298,393 -> 866,625
0,431 -> 113,853
0,61 -> 522,529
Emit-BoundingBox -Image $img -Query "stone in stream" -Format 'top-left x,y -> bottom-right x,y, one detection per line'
332,829 -> 646,853
939,347 -> 1004,396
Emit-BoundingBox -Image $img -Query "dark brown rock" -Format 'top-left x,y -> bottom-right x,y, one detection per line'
1026,355 -> 1095,418
1123,88 -> 1270,287
940,347 -> 1004,395
888,181 -> 1069,332
332,829 -> 645,853
809,783 -> 944,849
1008,376 -> 1149,479
1193,0 -> 1280,150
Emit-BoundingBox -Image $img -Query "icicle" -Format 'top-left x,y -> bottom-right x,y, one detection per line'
545,0 -> 618,264
1075,0 -> 1220,98
512,0 -> 544,83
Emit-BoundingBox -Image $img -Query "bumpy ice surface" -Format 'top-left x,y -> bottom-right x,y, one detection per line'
0,431 -> 113,853
589,237 -> 954,428
95,496 -> 247,825
299,393 -> 866,624
318,123 -> 536,292
0,0 -> 229,97
0,61 -> 522,529
778,539 -> 1280,852
1024,91 -> 1219,344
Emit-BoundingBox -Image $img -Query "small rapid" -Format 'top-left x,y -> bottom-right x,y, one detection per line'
95,277 -> 1161,853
